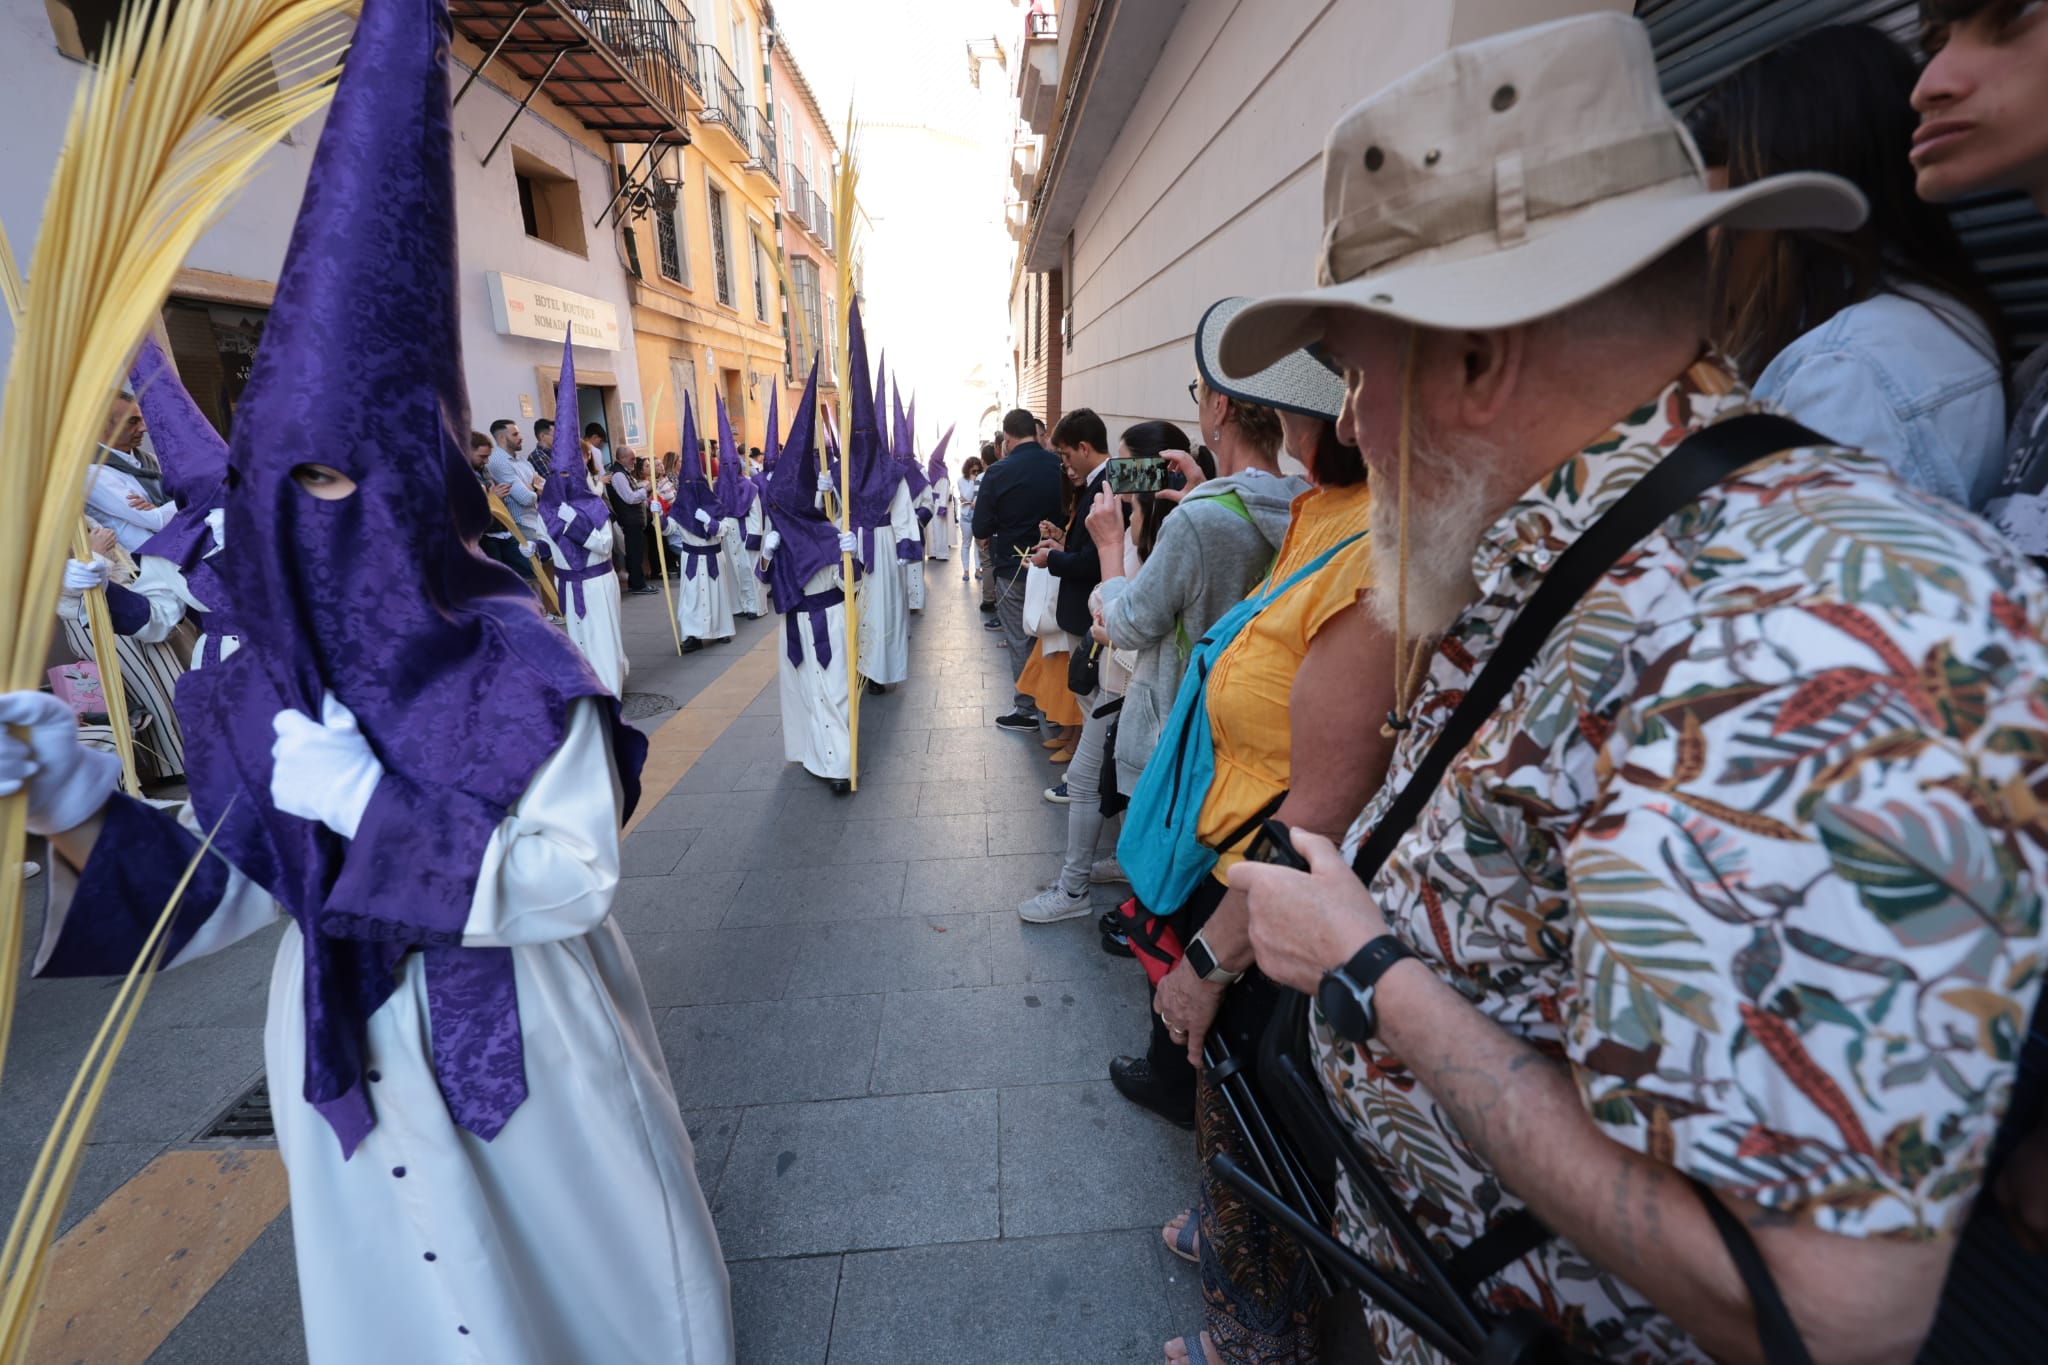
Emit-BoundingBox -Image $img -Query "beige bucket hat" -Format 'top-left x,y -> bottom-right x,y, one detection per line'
1218,11 -> 1868,378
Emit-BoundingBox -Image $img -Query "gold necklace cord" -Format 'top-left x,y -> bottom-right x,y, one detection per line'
1381,330 -> 1432,738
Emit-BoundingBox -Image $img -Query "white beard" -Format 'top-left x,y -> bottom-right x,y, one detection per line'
1365,433 -> 1498,641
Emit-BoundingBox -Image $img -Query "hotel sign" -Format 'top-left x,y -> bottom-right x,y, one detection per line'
486,272 -> 622,351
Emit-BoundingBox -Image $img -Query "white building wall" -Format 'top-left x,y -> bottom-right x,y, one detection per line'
0,7 -> 321,364
446,59 -> 647,440
1058,0 -> 1619,442
0,11 -> 643,448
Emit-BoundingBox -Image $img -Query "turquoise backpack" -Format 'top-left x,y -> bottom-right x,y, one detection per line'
1116,529 -> 1365,915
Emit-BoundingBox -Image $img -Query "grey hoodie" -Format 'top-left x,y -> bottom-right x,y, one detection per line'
1100,470 -> 1305,780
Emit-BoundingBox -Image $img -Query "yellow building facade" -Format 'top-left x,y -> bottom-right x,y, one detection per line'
624,0 -> 786,464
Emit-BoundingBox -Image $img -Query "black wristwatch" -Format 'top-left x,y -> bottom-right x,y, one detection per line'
1318,935 -> 1418,1043
1183,931 -> 1242,985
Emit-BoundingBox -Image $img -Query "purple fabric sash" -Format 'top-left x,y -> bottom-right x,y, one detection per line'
744,534 -> 763,553
782,586 -> 843,668
554,558 -> 612,618
677,541 -> 721,581
937,506 -> 950,520
897,536 -> 924,562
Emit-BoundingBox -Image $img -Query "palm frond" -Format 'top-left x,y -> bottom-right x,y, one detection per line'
0,0 -> 355,1169
0,806 -> 232,1361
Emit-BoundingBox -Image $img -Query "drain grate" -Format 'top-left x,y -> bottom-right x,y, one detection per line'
196,1078 -> 274,1142
620,691 -> 679,722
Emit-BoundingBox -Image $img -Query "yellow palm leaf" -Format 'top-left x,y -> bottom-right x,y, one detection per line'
0,0 -> 355,1096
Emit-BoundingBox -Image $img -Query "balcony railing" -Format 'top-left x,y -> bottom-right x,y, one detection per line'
569,0 -> 698,116
810,187 -> 830,239
449,0 -> 699,142
696,42 -> 746,135
786,166 -> 812,225
750,104 -> 778,178
1026,7 -> 1058,40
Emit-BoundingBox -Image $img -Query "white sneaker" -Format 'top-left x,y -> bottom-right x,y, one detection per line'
1016,885 -> 1091,924
20,861 -> 41,880
1089,857 -> 1127,886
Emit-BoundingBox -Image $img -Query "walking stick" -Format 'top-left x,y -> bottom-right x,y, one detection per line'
487,493 -> 561,616
70,524 -> 140,796
644,384 -> 685,656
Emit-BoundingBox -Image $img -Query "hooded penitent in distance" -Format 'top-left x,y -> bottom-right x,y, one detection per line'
130,337 -> 235,634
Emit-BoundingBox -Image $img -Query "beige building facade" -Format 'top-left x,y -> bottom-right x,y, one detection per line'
1002,0 -> 1627,439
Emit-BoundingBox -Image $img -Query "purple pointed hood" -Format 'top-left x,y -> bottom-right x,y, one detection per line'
892,382 -> 928,497
673,394 -> 718,530
843,300 -> 896,535
762,360 -> 837,610
927,425 -> 954,485
714,394 -> 757,521
754,384 -> 779,498
540,332 -> 611,549
174,0 -> 645,1158
129,338 -> 233,615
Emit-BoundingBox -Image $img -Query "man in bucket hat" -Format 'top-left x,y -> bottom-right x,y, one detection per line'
1224,12 -> 2048,1364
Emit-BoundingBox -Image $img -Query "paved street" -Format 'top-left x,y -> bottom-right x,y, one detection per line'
8,564 -> 1201,1363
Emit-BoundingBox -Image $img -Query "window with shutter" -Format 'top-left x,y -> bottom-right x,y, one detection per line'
708,182 -> 735,307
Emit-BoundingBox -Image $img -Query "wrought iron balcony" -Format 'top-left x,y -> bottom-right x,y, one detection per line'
696,41 -> 746,136
1026,7 -> 1058,40
749,104 -> 778,180
786,166 -> 812,225
448,0 -> 701,145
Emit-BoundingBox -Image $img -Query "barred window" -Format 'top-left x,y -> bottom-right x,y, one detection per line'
655,207 -> 682,283
708,183 -> 734,307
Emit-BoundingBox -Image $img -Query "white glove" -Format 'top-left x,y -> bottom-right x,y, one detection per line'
269,694 -> 384,840
57,556 -> 110,622
817,471 -> 834,493
205,507 -> 226,554
583,524 -> 614,556
517,539 -> 536,559
0,690 -> 120,836
762,530 -> 782,559
63,557 -> 109,595
556,502 -> 578,528
837,531 -> 858,554
694,507 -> 714,531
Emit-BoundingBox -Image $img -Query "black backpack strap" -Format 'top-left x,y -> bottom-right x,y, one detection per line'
1691,1180 -> 1815,1365
1350,413 -> 1823,883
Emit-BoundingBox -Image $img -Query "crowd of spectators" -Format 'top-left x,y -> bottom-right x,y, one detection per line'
974,8 -> 2048,1362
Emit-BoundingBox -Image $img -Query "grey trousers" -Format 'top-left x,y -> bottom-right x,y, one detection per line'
1058,691 -> 1115,895
994,572 -> 1037,718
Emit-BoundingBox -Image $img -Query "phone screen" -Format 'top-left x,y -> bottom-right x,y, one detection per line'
1107,455 -> 1166,495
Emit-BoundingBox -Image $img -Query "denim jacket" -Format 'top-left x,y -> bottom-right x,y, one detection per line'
1753,286 -> 2005,511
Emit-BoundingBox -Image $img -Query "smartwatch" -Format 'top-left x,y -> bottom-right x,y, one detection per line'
1317,935 -> 1418,1043
1183,931 -> 1243,985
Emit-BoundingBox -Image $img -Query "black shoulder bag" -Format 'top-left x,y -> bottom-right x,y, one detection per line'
1233,414 -> 1827,1365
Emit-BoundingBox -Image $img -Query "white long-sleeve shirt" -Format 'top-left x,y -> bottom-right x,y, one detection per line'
84,464 -> 175,553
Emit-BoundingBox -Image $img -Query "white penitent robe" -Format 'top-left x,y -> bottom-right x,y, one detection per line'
552,522 -> 628,696
737,498 -> 767,614
720,514 -> 761,618
777,558 -> 852,781
924,476 -> 952,560
855,482 -> 913,686
904,484 -> 930,614
667,515 -> 736,643
39,700 -> 734,1365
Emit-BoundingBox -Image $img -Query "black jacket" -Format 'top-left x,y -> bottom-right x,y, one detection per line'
1045,462 -> 1118,637
970,441 -> 1064,581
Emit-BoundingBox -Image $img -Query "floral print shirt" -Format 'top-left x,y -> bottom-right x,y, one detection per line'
1318,359 -> 2048,1362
